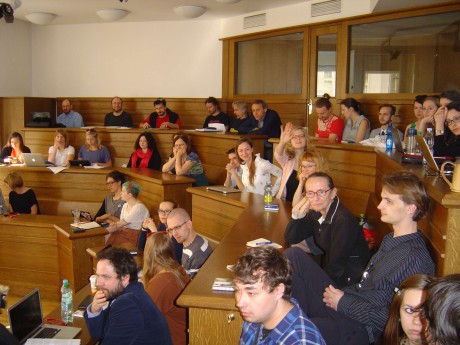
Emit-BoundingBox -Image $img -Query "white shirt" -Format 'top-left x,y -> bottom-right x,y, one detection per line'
48,145 -> 75,166
240,154 -> 282,196
120,202 -> 150,230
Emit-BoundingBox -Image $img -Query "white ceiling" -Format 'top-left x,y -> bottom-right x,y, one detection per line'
10,0 -> 313,25
6,0 -> 453,25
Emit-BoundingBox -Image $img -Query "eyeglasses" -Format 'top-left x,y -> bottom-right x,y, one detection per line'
305,188 -> 331,198
157,209 -> 172,216
301,163 -> 316,170
292,134 -> 305,140
106,181 -> 116,186
445,115 -> 460,127
167,221 -> 188,234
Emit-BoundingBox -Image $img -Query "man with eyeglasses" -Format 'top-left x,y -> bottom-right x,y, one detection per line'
433,92 -> 460,157
139,98 -> 182,129
56,99 -> 84,128
166,208 -> 212,277
137,200 -> 183,264
84,247 -> 172,345
285,172 -> 370,288
284,171 -> 435,345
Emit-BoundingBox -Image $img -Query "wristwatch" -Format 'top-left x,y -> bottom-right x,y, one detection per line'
435,129 -> 444,135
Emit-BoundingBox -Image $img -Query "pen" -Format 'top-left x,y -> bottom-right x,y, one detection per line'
255,241 -> 272,246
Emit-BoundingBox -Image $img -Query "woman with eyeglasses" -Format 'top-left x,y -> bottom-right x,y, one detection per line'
106,181 -> 149,246
378,273 -> 435,345
142,232 -> 190,345
291,149 -> 328,207
274,122 -> 311,202
137,200 -> 183,264
235,138 -> 282,195
1,132 -> 31,164
47,129 -> 75,167
284,172 -> 370,288
127,132 -> 161,170
78,128 -> 112,167
162,134 -> 208,186
95,170 -> 126,224
433,91 -> 460,158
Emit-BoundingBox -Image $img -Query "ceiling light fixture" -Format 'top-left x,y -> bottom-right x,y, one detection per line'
96,8 -> 128,22
25,12 -> 57,25
173,5 -> 206,19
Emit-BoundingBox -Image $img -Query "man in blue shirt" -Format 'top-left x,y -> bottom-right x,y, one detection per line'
56,99 -> 84,127
84,247 -> 172,345
234,246 -> 325,345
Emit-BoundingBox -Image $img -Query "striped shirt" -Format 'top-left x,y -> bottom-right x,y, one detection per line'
239,298 -> 326,345
338,231 -> 435,343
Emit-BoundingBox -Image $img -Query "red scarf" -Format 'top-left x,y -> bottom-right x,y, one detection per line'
131,148 -> 153,168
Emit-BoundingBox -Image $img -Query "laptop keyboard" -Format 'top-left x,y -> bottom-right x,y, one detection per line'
35,327 -> 61,338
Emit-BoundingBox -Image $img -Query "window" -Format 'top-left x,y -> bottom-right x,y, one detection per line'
348,11 -> 460,93
235,32 -> 304,95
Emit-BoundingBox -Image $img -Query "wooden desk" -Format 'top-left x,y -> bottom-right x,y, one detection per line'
0,166 -> 194,218
179,144 -> 460,344
0,215 -> 105,300
46,284 -> 97,345
21,127 -> 266,185
86,243 -> 142,272
178,193 -> 291,345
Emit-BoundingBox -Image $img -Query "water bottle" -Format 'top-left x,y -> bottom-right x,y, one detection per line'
407,128 -> 417,154
61,279 -> 73,323
425,128 -> 434,155
264,182 -> 273,206
385,124 -> 393,150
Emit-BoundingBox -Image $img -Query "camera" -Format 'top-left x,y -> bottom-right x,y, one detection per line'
0,2 -> 14,23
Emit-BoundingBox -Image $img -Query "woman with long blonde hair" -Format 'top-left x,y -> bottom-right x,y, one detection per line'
143,232 -> 190,345
274,122 -> 311,201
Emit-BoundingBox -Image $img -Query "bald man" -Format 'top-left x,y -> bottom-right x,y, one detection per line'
56,99 -> 84,127
166,208 -> 212,278
104,97 -> 133,127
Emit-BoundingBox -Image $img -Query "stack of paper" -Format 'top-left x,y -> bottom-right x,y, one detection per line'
212,278 -> 235,291
246,238 -> 282,249
70,221 -> 100,230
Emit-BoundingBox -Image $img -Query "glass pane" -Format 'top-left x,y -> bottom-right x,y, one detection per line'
348,11 -> 460,94
236,33 -> 303,95
317,34 -> 337,97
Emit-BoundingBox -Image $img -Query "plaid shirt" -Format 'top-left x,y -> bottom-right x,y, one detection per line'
239,298 -> 326,345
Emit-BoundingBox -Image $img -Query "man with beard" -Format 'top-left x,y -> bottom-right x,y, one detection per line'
139,98 -> 182,129
56,99 -> 84,127
104,97 -> 133,127
84,247 -> 172,345
369,104 -> 403,140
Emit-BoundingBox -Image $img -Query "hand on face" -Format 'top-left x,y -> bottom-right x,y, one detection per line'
90,290 -> 108,314
434,106 -> 448,128
226,162 -> 235,174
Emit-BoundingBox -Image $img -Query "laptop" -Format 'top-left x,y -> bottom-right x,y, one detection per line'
8,289 -> 81,344
22,153 -> 54,167
392,128 -> 424,164
391,127 -> 404,153
206,185 -> 242,194
69,160 -> 91,167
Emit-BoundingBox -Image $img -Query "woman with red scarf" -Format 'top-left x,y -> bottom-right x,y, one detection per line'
127,132 -> 161,170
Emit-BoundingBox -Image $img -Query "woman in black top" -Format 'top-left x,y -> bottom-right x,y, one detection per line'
433,91 -> 460,157
3,172 -> 39,214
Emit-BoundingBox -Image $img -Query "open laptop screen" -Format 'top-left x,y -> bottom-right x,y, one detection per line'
8,289 -> 43,343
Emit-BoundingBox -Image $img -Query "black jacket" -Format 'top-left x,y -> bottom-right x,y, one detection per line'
285,196 -> 370,287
